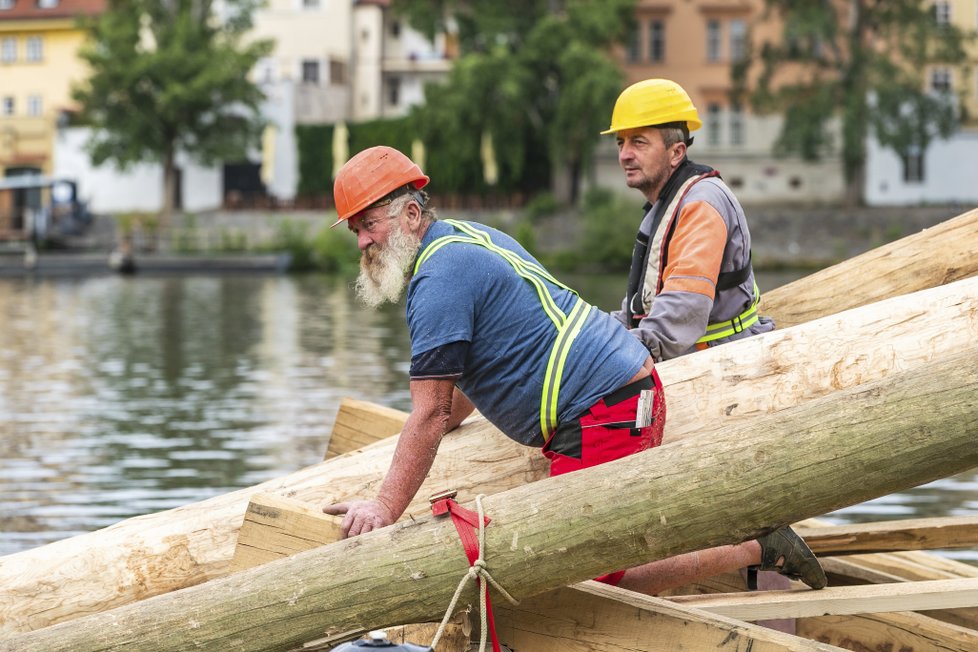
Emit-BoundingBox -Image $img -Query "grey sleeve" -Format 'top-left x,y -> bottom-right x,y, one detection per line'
629,290 -> 714,361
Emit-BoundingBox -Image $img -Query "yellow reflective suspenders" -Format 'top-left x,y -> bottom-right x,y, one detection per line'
696,281 -> 761,345
414,220 -> 592,442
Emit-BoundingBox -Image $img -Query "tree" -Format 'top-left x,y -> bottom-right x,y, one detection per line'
72,0 -> 273,223
396,0 -> 636,204
733,1 -> 975,206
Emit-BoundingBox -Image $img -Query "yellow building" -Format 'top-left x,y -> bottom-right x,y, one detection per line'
0,0 -> 104,178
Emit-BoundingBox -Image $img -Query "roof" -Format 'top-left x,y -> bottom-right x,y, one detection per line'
0,0 -> 107,22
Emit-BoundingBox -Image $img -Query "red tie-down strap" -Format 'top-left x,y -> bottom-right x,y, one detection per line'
431,493 -> 502,652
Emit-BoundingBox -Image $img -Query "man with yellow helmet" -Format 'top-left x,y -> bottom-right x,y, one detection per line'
604,78 -> 774,361
322,145 -> 825,599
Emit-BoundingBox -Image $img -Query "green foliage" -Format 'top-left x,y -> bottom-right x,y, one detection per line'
522,192 -> 559,222
295,124 -> 334,197
574,187 -> 643,271
72,0 -> 272,185
396,0 -> 636,202
734,1 -> 976,203
269,218 -> 359,273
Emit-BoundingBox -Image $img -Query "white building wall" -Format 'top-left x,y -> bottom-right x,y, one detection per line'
53,128 -> 222,214
260,79 -> 298,201
351,4 -> 383,121
865,128 -> 978,205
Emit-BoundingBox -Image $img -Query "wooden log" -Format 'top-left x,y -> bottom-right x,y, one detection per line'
670,578 -> 978,621
800,516 -> 978,556
492,581 -> 845,651
325,397 -> 409,459
3,348 -> 978,652
658,274 -> 978,444
762,206 -> 978,328
3,275 -> 978,637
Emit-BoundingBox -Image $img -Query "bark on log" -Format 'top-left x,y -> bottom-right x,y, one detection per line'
3,348 -> 978,652
2,275 -> 978,637
762,206 -> 978,328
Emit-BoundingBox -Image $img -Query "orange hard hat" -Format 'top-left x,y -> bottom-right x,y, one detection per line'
332,146 -> 429,227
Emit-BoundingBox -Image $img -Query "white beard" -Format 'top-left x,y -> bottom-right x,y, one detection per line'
354,225 -> 422,308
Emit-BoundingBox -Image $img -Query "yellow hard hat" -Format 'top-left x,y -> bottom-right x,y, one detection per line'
601,78 -> 702,135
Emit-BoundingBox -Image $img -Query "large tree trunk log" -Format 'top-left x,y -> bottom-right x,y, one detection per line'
3,348 -> 977,652
762,206 -> 978,328
2,275 -> 978,637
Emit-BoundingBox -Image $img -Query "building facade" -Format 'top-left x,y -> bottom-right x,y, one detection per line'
0,0 -> 104,179
864,0 -> 978,205
592,0 -> 846,205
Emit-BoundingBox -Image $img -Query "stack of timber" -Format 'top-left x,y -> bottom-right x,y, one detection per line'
0,207 -> 977,650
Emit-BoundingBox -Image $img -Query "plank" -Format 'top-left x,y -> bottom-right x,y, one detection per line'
796,611 -> 978,652
800,515 -> 978,555
492,581 -> 846,651
326,397 -> 409,459
670,578 -> 978,621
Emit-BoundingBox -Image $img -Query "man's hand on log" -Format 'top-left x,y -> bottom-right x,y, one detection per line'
323,499 -> 395,538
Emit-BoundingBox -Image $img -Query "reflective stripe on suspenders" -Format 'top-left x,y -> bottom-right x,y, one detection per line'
414,219 -> 593,442
696,280 -> 761,345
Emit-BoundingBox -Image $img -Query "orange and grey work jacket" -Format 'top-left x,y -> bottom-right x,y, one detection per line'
611,159 -> 774,361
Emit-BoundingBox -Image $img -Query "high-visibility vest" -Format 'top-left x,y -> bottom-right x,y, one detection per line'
414,219 -> 592,442
625,164 -> 759,346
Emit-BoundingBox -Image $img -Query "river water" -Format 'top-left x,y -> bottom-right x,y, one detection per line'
0,271 -> 975,563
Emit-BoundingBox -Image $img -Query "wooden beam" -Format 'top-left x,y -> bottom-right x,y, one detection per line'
762,206 -> 978,328
670,578 -> 978,622
4,276 -> 978,637
799,516 -> 978,556
796,611 -> 978,652
326,397 -> 409,459
492,581 -> 846,651
4,348 -> 978,652
228,493 -> 344,572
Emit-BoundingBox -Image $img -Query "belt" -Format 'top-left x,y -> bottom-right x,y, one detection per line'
600,374 -> 654,407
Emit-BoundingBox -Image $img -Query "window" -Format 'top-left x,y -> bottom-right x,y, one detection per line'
27,95 -> 42,116
301,0 -> 319,7
301,59 -> 319,84
649,20 -> 665,62
706,102 -> 722,146
931,68 -> 952,93
0,0 -> 14,10
706,19 -> 721,62
729,104 -> 744,146
933,1 -> 951,26
387,76 -> 400,107
36,0 -> 58,7
389,20 -> 400,37
903,146 -> 924,183
625,23 -> 640,63
1,37 -> 15,63
730,20 -> 747,62
26,36 -> 42,62
329,58 -> 346,85
2,96 -> 14,116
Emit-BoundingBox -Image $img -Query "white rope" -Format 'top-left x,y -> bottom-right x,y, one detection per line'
430,494 -> 519,652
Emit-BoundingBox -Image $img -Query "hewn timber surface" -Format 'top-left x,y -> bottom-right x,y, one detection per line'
2,275 -> 978,637
762,206 -> 978,328
2,348 -> 977,651
800,516 -> 978,556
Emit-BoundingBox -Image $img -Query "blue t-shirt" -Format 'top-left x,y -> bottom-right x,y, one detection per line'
406,220 -> 648,447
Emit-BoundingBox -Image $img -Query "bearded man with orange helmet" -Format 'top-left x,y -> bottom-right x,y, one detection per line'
605,79 -> 774,361
321,145 -> 825,596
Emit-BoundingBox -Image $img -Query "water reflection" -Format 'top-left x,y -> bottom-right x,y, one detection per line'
0,272 -> 975,565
